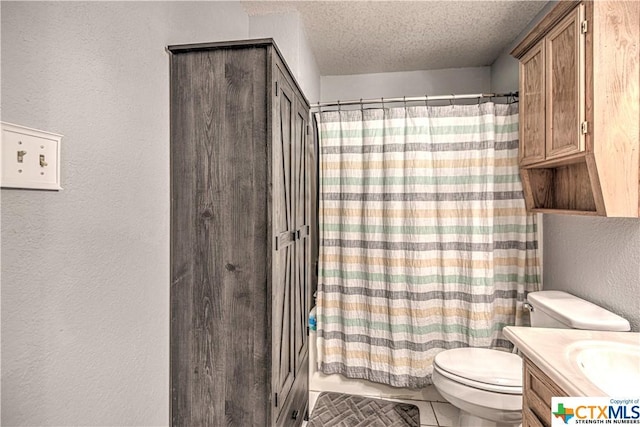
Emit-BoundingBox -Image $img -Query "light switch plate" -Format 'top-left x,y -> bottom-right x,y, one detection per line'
1,122 -> 62,190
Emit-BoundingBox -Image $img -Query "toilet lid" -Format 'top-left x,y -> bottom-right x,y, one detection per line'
434,348 -> 522,388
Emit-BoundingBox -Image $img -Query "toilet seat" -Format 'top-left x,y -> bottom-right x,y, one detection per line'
433,348 -> 522,395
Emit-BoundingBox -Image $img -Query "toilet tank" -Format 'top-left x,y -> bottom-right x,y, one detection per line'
526,291 -> 630,331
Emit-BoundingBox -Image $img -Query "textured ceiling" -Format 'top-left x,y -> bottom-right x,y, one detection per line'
242,1 -> 548,75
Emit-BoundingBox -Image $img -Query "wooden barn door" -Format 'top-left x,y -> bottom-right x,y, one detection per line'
272,69 -> 296,418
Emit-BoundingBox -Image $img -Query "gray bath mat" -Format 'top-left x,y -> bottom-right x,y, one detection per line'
308,392 -> 420,427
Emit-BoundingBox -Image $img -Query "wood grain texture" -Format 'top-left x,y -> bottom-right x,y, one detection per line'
523,406 -> 545,427
293,98 -> 308,371
276,354 -> 309,426
530,208 -> 599,216
520,152 -> 585,169
545,6 -> 583,160
592,0 -> 640,217
272,53 -> 310,426
511,1 -> 580,58
170,49 -> 195,427
294,92 -> 310,425
168,38 -> 310,108
525,162 -> 597,212
515,0 -> 639,217
309,116 -> 319,301
524,358 -> 568,427
525,168 -> 555,209
171,46 -> 270,426
584,0 -> 594,154
171,40 -> 308,427
585,153 -> 606,215
519,41 -> 546,166
272,66 -> 296,421
553,162 -> 597,211
519,169 -> 537,211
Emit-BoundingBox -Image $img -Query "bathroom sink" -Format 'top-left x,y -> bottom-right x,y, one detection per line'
568,341 -> 640,396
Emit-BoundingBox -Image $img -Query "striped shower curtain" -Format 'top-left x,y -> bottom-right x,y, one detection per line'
315,102 -> 540,389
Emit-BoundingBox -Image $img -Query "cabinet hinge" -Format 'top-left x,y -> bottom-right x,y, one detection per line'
581,20 -> 588,34
581,121 -> 589,134
307,326 -> 310,336
306,125 -> 310,135
275,393 -> 278,407
275,81 -> 279,96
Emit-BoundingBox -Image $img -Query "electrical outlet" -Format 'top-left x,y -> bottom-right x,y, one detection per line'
1,122 -> 62,190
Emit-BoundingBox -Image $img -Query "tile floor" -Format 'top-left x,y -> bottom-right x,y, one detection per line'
304,390 -> 459,427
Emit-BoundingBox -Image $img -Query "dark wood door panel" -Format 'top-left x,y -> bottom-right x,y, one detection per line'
272,69 -> 297,418
274,245 -> 295,409
276,353 -> 309,427
293,100 -> 309,371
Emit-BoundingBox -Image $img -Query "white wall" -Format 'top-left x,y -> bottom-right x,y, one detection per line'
0,2 -> 251,426
1,2 -> 322,425
542,216 -> 640,331
321,67 -> 491,103
490,1 -> 640,331
490,52 -> 520,94
250,12 -> 321,103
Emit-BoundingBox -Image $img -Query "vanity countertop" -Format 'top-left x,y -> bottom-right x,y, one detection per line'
503,326 -> 640,396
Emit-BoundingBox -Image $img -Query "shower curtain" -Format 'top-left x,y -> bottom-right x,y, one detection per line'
315,102 -> 540,389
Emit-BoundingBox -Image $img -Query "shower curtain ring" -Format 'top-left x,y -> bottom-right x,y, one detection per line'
424,94 -> 429,107
450,94 -> 456,106
403,96 -> 407,108
337,100 -> 341,111
381,97 -> 385,109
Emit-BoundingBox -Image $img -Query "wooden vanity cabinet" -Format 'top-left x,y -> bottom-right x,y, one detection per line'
523,357 -> 568,427
512,0 -> 639,217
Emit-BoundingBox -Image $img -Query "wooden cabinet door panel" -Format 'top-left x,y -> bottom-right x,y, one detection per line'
293,97 -> 309,372
545,5 -> 585,160
272,70 -> 296,415
273,61 -> 310,424
519,40 -> 546,166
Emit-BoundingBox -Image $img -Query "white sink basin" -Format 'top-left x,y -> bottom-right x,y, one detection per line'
568,341 -> 640,396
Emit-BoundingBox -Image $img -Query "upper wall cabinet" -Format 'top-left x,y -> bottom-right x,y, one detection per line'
512,0 -> 639,217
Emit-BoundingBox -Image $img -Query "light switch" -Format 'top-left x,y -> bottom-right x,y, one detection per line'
1,122 -> 62,190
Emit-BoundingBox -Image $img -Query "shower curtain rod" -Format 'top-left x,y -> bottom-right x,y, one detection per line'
310,92 -> 518,109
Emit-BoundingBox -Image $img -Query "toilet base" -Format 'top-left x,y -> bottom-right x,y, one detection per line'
432,369 -> 522,426
457,410 -> 521,427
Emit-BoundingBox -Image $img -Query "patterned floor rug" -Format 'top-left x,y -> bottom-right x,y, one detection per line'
308,392 -> 420,427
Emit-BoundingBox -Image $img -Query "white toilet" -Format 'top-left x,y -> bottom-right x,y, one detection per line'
432,290 -> 631,427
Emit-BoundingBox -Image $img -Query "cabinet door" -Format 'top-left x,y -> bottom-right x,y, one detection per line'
272,69 -> 296,417
545,5 -> 585,160
293,97 -> 309,372
519,40 -> 546,166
